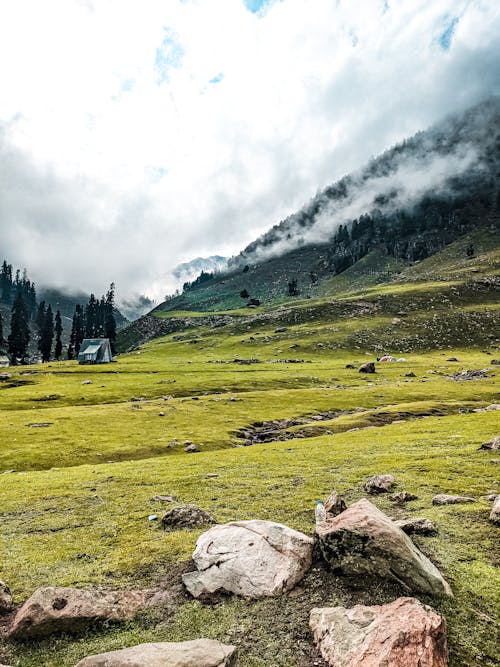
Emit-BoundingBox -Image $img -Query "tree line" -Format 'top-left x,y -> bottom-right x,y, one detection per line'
68,285 -> 117,359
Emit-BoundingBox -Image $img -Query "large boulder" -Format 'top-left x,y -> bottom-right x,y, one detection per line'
182,520 -> 313,599
161,504 -> 216,531
490,496 -> 500,525
74,639 -> 236,667
364,474 -> 395,494
316,499 -> 452,597
6,587 -> 147,639
310,597 -> 448,667
0,581 -> 13,614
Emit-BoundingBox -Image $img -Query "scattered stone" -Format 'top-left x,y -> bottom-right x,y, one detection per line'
274,327 -> 288,333
405,371 -> 416,377
81,380 -> 92,385
161,504 -> 216,531
394,517 -> 438,536
0,373 -> 12,381
489,496 -> 500,525
206,473 -> 219,478
316,499 -> 452,596
390,491 -> 418,503
491,459 -> 500,465
479,436 -> 500,450
491,359 -> 500,365
0,580 -> 13,614
130,396 -> 145,402
364,474 -> 395,494
310,597 -> 448,667
432,494 -> 475,505
148,515 -> 158,522
324,490 -> 347,517
152,495 -> 176,502
358,362 -> 375,374
233,358 -> 260,365
158,412 -> 165,417
391,317 -> 401,325
345,364 -> 355,369
450,368 -> 490,381
473,404 -> 500,413
6,587 -> 147,639
182,520 -> 313,599
26,422 -> 52,428
74,639 -> 237,667
184,444 -> 200,453
446,357 -> 459,362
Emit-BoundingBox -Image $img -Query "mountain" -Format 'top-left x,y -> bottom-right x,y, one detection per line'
128,97 -> 499,319
172,255 -> 228,285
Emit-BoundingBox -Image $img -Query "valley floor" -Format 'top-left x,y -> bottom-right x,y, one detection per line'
1,273 -> 499,666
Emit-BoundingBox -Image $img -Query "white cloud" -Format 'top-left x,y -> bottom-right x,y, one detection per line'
0,0 -> 499,301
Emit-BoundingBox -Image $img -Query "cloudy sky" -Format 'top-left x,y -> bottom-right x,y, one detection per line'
0,0 -> 499,304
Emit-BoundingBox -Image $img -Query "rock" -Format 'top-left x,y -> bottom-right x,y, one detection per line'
394,518 -> 438,536
6,587 -> 147,639
310,597 -> 448,667
358,362 -> 375,374
405,371 -> 416,377
274,327 -> 288,333
0,580 -> 13,614
345,364 -> 355,369
390,491 -> 418,503
81,380 -> 92,385
74,639 -> 237,667
450,368 -> 490,381
324,490 -> 347,517
158,411 -> 165,416
489,496 -> 500,525
316,499 -> 452,597
152,494 -> 176,502
0,373 -> 12,381
184,444 -> 200,453
490,359 -> 500,365
182,520 -> 313,599
479,436 -> 500,450
161,504 -> 216,530
432,494 -> 475,505
446,357 -> 459,361
364,474 -> 395,494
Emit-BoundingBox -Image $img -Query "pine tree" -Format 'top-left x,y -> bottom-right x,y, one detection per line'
0,311 -> 5,351
68,304 -> 85,359
39,304 -> 54,362
104,283 -> 117,353
85,294 -> 97,337
8,292 -> 30,363
0,261 -> 12,304
54,310 -> 63,360
36,301 -> 46,352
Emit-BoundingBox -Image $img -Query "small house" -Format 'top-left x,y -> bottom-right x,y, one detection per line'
78,339 -> 113,365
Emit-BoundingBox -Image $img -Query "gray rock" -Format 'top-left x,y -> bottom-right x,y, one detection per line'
6,587 -> 147,639
316,499 -> 452,597
74,639 -> 237,667
310,597 -> 448,667
394,517 -> 438,536
324,490 -> 347,517
0,580 -> 13,614
184,444 -> 200,453
364,474 -> 395,494
161,504 -> 216,531
432,494 -> 475,505
358,362 -> 375,373
479,436 -> 500,450
489,496 -> 500,525
182,520 -> 313,599
390,491 -> 418,503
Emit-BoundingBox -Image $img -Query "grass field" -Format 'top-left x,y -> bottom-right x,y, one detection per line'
1,241 -> 499,666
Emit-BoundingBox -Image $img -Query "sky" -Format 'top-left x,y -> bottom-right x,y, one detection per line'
0,0 -> 499,305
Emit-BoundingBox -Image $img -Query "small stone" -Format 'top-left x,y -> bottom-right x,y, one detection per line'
364,474 -> 395,494
81,380 -> 92,385
161,504 -> 216,531
152,495 -> 176,502
324,490 -> 347,517
394,517 -> 438,536
446,357 -> 459,361
358,362 -> 375,374
390,491 -> 418,503
479,436 -> 500,450
489,496 -> 500,525
148,515 -> 158,521
432,494 -> 475,505
185,444 -> 200,453
405,371 -> 416,377
0,580 -> 13,614
206,473 -> 219,478
158,412 -> 165,416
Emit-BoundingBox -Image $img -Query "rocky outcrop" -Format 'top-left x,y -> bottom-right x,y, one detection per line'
0,581 -> 13,615
432,494 -> 475,505
74,639 -> 237,667
364,474 -> 395,494
316,499 -> 452,597
6,587 -> 147,639
489,496 -> 500,525
161,505 -> 216,530
394,517 -> 438,536
310,597 -> 448,667
182,520 -> 313,599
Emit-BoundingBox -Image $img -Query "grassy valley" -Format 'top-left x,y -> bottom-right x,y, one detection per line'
1,230 -> 499,666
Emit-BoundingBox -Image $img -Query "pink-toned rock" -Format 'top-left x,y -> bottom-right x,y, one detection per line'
490,495 -> 500,525
310,597 -> 448,667
0,580 -> 13,614
364,474 -> 395,494
74,639 -> 236,667
316,499 -> 452,597
6,587 -> 148,639
324,490 -> 346,517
